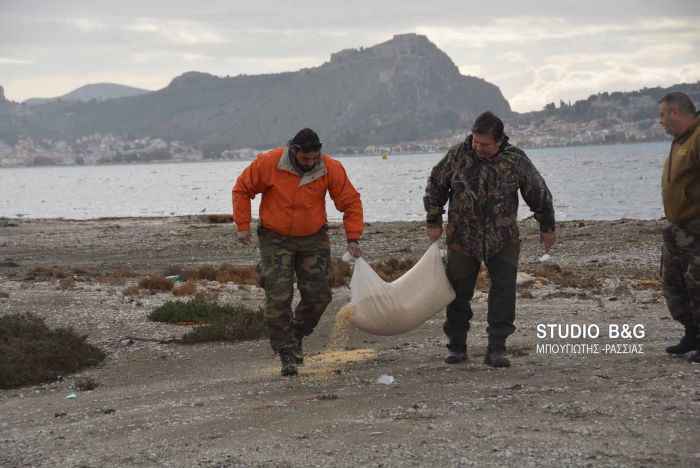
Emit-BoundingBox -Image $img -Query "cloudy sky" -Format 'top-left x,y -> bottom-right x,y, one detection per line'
1,0 -> 698,112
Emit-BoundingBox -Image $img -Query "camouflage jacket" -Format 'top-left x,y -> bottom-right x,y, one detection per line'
424,135 -> 555,261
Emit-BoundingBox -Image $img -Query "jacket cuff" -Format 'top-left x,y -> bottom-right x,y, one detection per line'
345,231 -> 362,241
539,223 -> 555,233
426,216 -> 443,226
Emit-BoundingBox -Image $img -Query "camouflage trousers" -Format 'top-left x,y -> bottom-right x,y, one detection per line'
662,218 -> 700,333
256,224 -> 333,353
443,240 -> 521,350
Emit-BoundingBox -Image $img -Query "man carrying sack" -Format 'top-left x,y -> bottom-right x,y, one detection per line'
232,128 -> 363,376
424,112 -> 556,367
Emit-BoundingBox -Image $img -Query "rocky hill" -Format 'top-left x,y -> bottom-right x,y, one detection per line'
23,83 -> 152,106
0,34 -> 511,151
512,82 -> 700,126
503,81 -> 700,147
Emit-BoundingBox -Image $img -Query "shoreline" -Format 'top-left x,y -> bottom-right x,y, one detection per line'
1,213 -> 667,222
0,139 -> 672,169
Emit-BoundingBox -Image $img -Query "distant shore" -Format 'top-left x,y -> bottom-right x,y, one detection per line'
0,138 -> 672,169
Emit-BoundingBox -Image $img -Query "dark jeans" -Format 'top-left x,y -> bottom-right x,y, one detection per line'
443,241 -> 521,350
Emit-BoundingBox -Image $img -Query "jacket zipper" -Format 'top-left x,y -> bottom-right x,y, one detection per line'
289,179 -> 300,234
481,161 -> 489,261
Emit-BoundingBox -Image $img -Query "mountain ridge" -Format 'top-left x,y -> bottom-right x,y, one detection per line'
0,34 -> 511,150
23,83 -> 152,106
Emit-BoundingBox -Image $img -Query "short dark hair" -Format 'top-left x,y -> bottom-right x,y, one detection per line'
289,128 -> 322,152
471,111 -> 504,140
659,92 -> 696,116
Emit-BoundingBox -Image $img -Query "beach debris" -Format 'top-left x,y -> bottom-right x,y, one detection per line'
165,274 -> 182,282
640,278 -> 661,288
376,374 -> 395,385
538,253 -> 551,262
64,393 -> 77,399
516,272 -> 535,287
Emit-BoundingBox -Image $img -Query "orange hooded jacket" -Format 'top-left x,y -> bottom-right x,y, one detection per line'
232,146 -> 363,240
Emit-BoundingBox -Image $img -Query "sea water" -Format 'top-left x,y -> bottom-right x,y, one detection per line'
0,141 -> 669,221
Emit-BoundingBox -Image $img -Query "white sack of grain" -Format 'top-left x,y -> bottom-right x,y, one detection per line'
348,242 -> 455,335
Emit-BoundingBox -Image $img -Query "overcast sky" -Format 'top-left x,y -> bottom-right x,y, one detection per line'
1,0 -> 698,112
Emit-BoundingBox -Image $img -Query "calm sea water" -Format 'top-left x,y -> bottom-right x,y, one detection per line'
0,141 -> 669,221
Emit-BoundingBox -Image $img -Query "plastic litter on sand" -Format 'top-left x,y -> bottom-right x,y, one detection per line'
376,374 -> 394,385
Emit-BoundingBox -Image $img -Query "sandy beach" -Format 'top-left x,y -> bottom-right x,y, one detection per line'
0,216 -> 698,467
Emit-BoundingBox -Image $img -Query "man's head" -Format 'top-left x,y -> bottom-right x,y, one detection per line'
289,128 -> 322,169
471,111 -> 504,158
658,92 -> 697,137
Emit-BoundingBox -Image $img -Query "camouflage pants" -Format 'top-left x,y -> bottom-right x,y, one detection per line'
443,240 -> 520,350
662,218 -> 700,333
256,225 -> 333,353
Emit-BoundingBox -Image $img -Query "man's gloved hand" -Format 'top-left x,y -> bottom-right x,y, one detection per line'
347,240 -> 363,258
238,230 -> 252,245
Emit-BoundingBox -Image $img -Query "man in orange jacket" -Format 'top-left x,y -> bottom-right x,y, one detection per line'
233,128 -> 363,376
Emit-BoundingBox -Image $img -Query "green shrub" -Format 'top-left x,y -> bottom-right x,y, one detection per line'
148,299 -> 267,344
0,313 -> 105,389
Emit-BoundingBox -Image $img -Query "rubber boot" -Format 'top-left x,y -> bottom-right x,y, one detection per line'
688,347 -> 700,364
444,343 -> 467,364
280,352 -> 298,377
484,344 -> 510,368
666,327 -> 699,355
291,332 -> 304,365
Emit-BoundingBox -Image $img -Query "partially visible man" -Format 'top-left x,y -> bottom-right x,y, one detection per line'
658,92 -> 700,364
233,128 -> 363,376
424,111 -> 556,367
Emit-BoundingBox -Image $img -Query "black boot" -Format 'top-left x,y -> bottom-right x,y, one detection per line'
291,332 -> 305,365
665,327 -> 699,355
280,352 -> 298,377
484,344 -> 510,368
444,343 -> 467,364
688,347 -> 700,364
